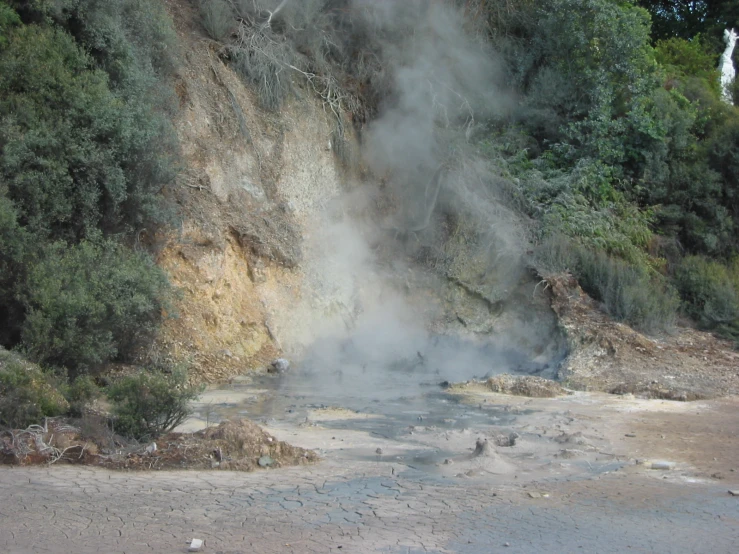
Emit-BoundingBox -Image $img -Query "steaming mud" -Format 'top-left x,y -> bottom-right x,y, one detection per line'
180,333 -> 630,485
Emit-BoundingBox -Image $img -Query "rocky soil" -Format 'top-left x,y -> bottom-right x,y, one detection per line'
546,274 -> 739,399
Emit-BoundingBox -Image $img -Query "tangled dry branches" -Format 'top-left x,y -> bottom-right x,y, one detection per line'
1,419 -> 87,465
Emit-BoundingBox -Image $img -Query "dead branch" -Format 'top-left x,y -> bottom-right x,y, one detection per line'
264,0 -> 290,29
533,279 -> 550,298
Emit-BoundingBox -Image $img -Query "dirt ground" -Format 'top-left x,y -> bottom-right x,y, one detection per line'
547,275 -> 739,399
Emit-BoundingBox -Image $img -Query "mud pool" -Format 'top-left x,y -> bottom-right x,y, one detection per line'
181,336 -> 630,484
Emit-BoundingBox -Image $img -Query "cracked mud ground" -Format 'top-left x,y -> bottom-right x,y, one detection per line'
2,393 -> 738,553
1,463 -> 737,553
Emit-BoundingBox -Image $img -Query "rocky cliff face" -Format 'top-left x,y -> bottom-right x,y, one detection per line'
153,1 -> 349,380
154,0 -> 566,383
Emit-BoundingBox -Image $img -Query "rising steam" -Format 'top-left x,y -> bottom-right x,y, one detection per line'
271,0 -> 564,400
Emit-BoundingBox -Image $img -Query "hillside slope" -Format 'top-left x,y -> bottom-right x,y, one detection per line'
157,0 -> 738,398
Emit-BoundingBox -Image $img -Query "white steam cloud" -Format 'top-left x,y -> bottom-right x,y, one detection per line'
274,0 -> 563,402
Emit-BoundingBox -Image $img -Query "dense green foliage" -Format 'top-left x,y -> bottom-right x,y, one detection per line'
0,23 -> 170,240
481,0 -> 739,336
0,0 -> 178,371
672,256 -> 739,338
21,238 -> 171,374
636,1 -> 739,44
0,347 -> 69,429
107,368 -> 203,440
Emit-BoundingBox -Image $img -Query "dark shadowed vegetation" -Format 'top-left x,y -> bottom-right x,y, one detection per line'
0,0 -> 178,369
476,0 -> 739,337
0,0 -> 194,436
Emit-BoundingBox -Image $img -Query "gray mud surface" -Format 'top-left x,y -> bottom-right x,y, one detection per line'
3,367 -> 738,553
1,463 -> 736,553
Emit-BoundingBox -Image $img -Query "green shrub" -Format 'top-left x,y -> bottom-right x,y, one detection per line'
672,256 -> 739,337
39,0 -> 178,91
0,20 -> 177,241
0,194 -> 27,345
0,347 -> 69,429
522,160 -> 655,267
199,0 -> 235,42
20,237 -> 171,373
576,248 -> 679,333
655,36 -> 720,96
0,3 -> 20,47
534,235 -> 679,333
0,2 -> 179,365
64,375 -> 101,417
107,367 -> 203,440
532,233 -> 578,275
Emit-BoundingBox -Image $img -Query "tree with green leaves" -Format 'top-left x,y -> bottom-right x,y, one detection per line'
637,1 -> 739,43
0,0 -> 179,373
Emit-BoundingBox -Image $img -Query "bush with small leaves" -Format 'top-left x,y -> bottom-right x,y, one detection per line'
107,367 -> 203,441
534,235 -> 679,334
64,375 -> 102,417
575,248 -> 679,334
20,237 -> 171,374
672,256 -> 739,338
0,347 -> 68,430
199,0 -> 235,42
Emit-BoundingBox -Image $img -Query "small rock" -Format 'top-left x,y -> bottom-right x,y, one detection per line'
444,458 -> 453,465
528,491 -> 542,499
728,490 -> 739,496
625,433 -> 636,438
269,358 -> 290,373
258,455 -> 274,468
556,448 -> 585,459
188,538 -> 203,552
494,432 -> 520,447
649,461 -> 676,470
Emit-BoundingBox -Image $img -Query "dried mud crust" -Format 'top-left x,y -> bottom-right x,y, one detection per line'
546,274 -> 739,399
1,418 -> 317,471
449,374 -> 569,398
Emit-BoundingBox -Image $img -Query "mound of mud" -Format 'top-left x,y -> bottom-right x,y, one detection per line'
1,418 -> 317,471
451,374 -> 568,398
485,375 -> 569,398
